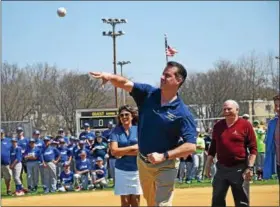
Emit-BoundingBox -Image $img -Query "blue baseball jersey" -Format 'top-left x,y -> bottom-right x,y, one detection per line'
17,137 -> 29,154
110,125 -> 138,171
85,145 -> 95,159
79,131 -> 95,139
57,146 -> 72,162
24,146 -> 41,162
34,139 -> 44,150
10,146 -> 22,163
60,171 -> 74,184
102,129 -> 113,139
41,146 -> 60,162
67,143 -> 75,154
92,142 -> 108,159
75,158 -> 91,171
130,83 -> 197,156
1,138 -> 12,165
93,164 -> 106,179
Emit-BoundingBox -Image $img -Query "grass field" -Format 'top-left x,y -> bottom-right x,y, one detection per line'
1,172 -> 279,198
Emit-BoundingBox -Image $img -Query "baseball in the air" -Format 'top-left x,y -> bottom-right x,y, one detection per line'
57,7 -> 67,17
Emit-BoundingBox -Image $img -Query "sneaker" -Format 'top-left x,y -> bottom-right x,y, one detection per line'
32,186 -> 38,192
88,184 -> 94,190
186,180 -> 192,184
15,190 -> 25,196
75,186 -> 81,192
7,190 -> 12,196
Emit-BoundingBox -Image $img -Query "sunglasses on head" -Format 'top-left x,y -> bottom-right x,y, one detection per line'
119,113 -> 130,118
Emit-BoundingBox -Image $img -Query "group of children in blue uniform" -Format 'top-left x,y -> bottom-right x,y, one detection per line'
1,123 -> 112,196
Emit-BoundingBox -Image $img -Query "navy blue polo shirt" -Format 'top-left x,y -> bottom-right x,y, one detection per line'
109,126 -> 138,171
130,83 -> 197,156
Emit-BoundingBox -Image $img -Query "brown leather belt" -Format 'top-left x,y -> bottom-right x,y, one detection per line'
139,153 -> 151,164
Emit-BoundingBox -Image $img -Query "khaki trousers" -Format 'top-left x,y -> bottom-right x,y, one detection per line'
137,156 -> 179,206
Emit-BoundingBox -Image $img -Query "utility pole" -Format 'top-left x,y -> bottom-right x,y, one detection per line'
117,61 -> 131,105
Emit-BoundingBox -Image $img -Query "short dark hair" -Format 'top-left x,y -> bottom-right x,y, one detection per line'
117,105 -> 138,126
166,61 -> 187,88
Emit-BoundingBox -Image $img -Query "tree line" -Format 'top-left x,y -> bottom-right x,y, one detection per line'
180,51 -> 279,128
1,50 -> 279,134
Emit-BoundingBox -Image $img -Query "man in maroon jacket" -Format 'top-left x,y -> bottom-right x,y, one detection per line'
205,100 -> 257,207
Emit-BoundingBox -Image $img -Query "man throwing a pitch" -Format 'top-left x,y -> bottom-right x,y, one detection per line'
90,61 -> 197,206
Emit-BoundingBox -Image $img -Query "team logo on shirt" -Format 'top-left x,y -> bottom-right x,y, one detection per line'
165,111 -> 177,121
44,151 -> 52,155
232,130 -> 240,136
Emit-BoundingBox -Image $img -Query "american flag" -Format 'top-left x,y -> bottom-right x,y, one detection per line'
165,34 -> 178,57
166,45 -> 178,57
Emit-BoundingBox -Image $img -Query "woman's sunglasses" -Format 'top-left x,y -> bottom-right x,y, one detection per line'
119,113 -> 130,118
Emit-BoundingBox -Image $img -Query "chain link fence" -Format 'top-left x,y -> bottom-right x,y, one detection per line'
1,120 -> 33,138
195,115 -> 276,132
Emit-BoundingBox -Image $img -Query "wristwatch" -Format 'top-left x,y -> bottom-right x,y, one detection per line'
163,152 -> 169,160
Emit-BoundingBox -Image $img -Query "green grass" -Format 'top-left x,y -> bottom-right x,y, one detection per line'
2,173 -> 279,199
174,178 -> 279,188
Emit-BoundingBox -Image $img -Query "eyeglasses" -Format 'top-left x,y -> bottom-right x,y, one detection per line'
119,113 -> 130,118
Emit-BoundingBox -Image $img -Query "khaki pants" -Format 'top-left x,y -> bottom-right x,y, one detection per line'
137,156 -> 179,206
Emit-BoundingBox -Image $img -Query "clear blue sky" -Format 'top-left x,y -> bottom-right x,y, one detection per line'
2,1 -> 279,85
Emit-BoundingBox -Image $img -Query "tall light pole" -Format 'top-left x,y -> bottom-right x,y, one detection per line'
102,18 -> 127,108
117,61 -> 131,105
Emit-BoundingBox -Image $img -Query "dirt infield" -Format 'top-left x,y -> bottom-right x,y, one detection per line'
2,185 -> 279,206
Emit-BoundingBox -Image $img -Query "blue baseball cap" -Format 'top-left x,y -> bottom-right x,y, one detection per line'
16,127 -> 23,132
96,157 -> 103,161
33,130 -> 40,135
79,140 -> 85,144
29,138 -> 36,142
84,123 -> 90,127
11,138 -> 18,142
43,136 -> 51,141
95,131 -> 101,137
58,128 -> 64,132
63,162 -> 70,167
70,136 -> 76,140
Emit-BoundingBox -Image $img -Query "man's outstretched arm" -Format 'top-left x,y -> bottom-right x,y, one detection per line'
89,72 -> 134,93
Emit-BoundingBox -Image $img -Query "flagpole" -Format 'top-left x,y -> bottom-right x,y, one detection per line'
164,33 -> 168,64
